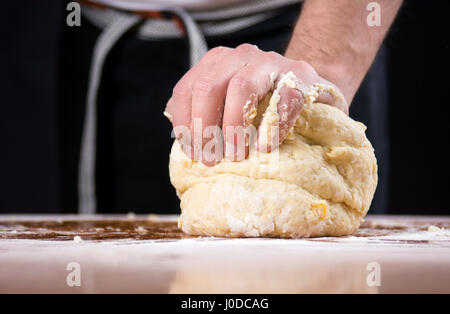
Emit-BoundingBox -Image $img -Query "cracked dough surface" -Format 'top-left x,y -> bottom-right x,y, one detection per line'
169,75 -> 378,238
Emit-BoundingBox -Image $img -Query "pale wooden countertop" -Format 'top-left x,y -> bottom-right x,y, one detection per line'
0,214 -> 449,293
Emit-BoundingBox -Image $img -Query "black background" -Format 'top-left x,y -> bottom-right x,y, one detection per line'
0,0 -> 449,214
385,0 -> 450,214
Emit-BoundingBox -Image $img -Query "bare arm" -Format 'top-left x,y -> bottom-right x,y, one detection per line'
285,0 -> 403,103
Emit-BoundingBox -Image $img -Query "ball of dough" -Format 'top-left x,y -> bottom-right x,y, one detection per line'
169,75 -> 377,238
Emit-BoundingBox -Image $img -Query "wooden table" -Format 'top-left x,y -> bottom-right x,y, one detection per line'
0,215 -> 449,293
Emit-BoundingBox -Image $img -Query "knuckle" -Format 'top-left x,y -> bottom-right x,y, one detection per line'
235,43 -> 258,54
264,51 -> 281,61
193,77 -> 217,96
294,60 -> 315,73
229,76 -> 256,93
172,80 -> 191,98
206,46 -> 224,58
203,46 -> 230,62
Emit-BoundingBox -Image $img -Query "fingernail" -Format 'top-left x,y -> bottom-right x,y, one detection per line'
163,110 -> 173,122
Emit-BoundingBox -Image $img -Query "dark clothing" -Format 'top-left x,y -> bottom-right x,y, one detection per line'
0,1 -> 64,213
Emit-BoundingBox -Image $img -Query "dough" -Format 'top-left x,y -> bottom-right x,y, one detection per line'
169,72 -> 378,238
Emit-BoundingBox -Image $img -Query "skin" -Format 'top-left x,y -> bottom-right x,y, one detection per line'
165,0 -> 403,165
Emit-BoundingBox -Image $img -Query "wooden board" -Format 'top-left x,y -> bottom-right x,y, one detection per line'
0,214 -> 449,293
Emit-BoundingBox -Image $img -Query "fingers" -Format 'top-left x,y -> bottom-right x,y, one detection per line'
190,76 -> 226,165
253,61 -> 315,153
255,85 -> 304,153
164,46 -> 232,158
254,61 -> 348,153
314,78 -> 349,114
219,76 -> 255,162
190,44 -> 262,165
222,58 -> 284,161
275,85 -> 304,145
288,60 -> 348,114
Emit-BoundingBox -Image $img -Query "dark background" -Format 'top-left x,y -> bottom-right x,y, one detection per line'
0,0 -> 449,214
385,0 -> 450,214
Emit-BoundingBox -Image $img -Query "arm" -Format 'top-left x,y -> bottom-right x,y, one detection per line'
285,0 -> 403,103
165,0 -> 402,165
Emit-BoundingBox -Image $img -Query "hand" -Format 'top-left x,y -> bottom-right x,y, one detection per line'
164,44 -> 348,166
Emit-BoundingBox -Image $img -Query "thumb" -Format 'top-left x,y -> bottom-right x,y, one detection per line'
314,80 -> 349,115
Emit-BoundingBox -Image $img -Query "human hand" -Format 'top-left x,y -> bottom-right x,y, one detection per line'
164,44 -> 348,166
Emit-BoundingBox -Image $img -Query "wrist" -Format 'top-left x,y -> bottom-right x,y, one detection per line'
285,40 -> 364,105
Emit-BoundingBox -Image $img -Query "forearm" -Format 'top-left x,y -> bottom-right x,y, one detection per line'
285,0 -> 402,103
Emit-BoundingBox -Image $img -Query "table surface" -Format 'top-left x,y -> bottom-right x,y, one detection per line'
0,214 -> 449,293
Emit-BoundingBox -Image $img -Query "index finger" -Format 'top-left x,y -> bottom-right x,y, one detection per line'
164,47 -> 232,156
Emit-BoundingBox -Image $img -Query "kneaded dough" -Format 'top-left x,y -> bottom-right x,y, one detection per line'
169,73 -> 378,238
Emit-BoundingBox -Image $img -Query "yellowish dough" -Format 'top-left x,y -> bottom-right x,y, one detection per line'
169,73 -> 378,238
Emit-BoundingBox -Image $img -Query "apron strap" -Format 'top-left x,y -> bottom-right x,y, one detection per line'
78,14 -> 142,214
